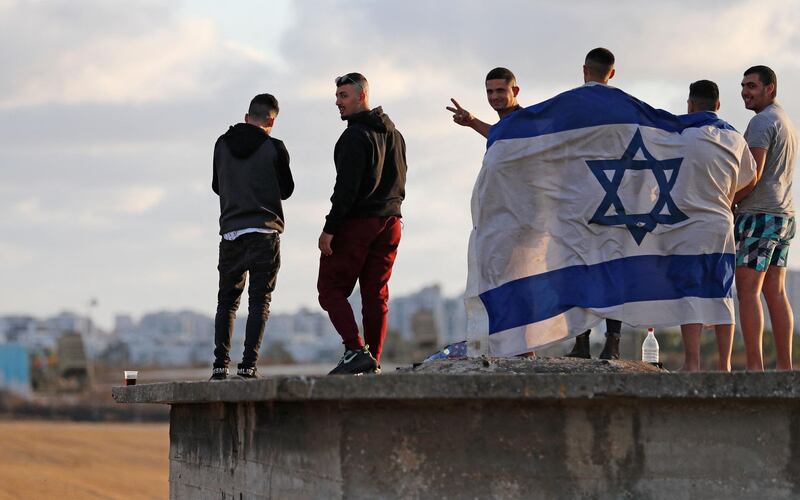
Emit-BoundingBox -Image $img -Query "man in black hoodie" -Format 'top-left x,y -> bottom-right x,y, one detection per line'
210,93 -> 294,380
319,73 -> 407,375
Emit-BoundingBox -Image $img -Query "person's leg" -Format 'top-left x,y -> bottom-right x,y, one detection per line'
680,323 -> 702,372
214,239 -> 247,369
762,216 -> 795,371
241,233 -> 281,368
734,213 -> 771,372
763,266 -> 793,370
317,219 -> 375,351
714,324 -> 734,372
359,216 -> 401,363
736,267 -> 767,371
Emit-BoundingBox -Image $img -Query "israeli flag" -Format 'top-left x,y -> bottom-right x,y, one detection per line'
465,83 -> 756,357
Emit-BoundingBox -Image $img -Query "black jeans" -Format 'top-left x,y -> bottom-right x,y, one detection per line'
214,232 -> 280,368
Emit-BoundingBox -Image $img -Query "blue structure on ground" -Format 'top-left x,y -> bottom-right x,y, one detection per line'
0,344 -> 30,394
423,340 -> 467,362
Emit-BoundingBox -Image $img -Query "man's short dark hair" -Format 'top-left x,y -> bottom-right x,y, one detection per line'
335,72 -> 368,90
689,80 -> 719,112
248,93 -> 279,121
744,65 -> 777,97
485,67 -> 517,85
585,47 -> 615,76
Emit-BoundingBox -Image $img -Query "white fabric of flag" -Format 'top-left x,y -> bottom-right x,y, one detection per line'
465,83 -> 756,357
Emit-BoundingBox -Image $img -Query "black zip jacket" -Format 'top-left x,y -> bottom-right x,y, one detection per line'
213,123 -> 294,234
324,106 -> 407,234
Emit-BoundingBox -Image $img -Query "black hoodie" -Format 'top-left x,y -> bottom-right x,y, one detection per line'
324,106 -> 407,234
213,123 -> 294,234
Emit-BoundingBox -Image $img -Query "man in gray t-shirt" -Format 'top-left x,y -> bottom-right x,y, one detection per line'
734,65 -> 798,371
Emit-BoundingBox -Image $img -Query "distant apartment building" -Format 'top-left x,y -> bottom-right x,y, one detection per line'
0,312 -> 105,353
113,310 -> 213,366
388,284 -> 448,346
261,308 -> 341,363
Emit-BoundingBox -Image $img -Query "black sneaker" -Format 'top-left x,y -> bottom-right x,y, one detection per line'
329,346 -> 378,375
236,364 -> 259,379
210,367 -> 228,381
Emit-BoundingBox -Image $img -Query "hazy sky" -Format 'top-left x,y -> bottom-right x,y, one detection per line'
2,0 -> 799,328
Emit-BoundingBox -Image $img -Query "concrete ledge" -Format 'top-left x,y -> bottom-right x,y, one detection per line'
113,359 -> 800,404
112,359 -> 800,499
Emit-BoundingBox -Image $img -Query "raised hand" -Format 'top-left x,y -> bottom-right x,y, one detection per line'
446,98 -> 475,127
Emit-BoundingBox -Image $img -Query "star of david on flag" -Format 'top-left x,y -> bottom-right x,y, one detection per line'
587,129 -> 688,244
463,83 -> 755,357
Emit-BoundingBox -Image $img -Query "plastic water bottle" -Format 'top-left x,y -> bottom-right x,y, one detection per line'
641,327 -> 659,363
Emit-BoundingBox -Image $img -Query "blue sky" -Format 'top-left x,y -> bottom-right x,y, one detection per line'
1,0 -> 799,328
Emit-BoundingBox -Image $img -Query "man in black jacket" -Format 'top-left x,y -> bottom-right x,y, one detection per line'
210,93 -> 294,380
318,73 -> 407,375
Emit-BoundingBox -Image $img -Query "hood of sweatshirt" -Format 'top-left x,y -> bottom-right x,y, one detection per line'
346,106 -> 395,133
220,123 -> 269,159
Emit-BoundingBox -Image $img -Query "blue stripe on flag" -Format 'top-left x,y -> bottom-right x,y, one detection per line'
487,85 -> 737,148
478,253 -> 734,334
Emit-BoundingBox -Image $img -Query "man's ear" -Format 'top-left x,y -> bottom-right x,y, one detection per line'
607,68 -> 615,81
512,86 -> 520,97
266,116 -> 276,128
766,82 -> 776,99
715,100 -> 720,112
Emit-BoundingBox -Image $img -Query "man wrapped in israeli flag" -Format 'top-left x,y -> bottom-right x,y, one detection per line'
465,82 -> 756,357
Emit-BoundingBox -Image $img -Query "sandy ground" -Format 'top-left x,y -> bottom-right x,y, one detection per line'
0,421 -> 168,499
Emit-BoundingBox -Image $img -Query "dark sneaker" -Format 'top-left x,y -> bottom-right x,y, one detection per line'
210,367 -> 228,381
236,364 -> 259,379
329,346 -> 378,375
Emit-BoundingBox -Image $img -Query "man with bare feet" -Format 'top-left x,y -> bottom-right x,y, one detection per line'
734,65 -> 797,371
679,80 -> 756,371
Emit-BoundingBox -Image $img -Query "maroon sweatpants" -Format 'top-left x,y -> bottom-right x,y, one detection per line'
317,216 -> 401,363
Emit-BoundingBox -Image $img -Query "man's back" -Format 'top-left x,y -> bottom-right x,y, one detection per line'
213,123 -> 292,234
681,120 -> 756,212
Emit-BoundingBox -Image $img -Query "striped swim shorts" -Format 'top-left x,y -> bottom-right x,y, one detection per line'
734,213 -> 796,271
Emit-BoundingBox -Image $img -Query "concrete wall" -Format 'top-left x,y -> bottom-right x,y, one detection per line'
165,398 -> 800,500
113,361 -> 800,500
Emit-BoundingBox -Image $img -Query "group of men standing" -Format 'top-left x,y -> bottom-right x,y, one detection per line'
206,46 -> 796,379
449,49 -> 796,372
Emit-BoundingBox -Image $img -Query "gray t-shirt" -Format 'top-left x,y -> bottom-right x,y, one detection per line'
738,102 -> 797,216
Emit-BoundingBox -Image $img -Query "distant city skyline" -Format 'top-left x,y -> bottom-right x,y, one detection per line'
2,1 -> 799,330
5,271 -> 800,375
0,283 -> 468,368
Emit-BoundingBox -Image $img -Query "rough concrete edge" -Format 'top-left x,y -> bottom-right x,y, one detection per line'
112,371 -> 800,405
113,378 -> 279,404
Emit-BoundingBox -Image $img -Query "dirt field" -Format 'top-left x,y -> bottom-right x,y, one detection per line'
0,421 -> 169,499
